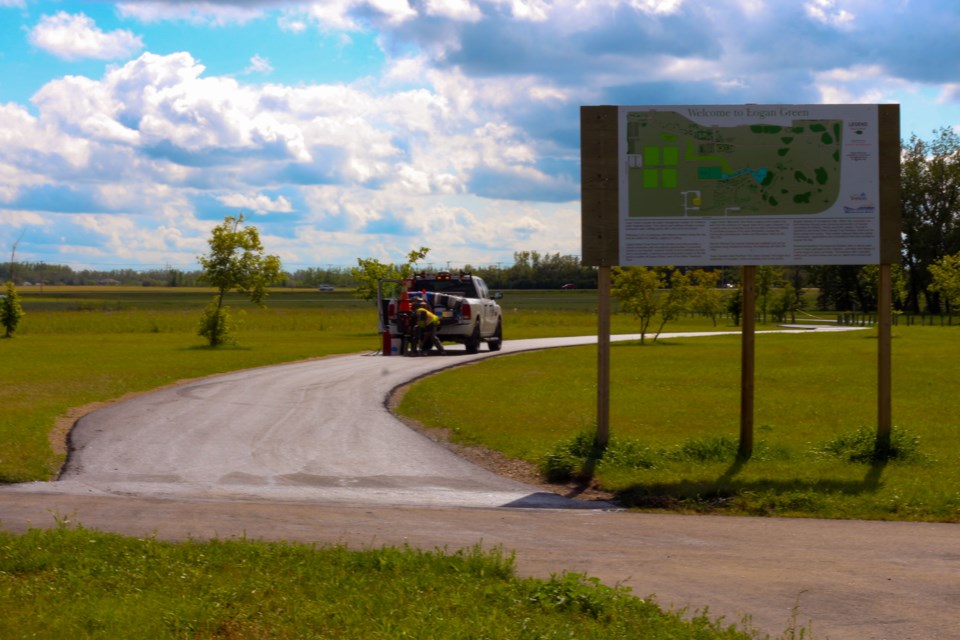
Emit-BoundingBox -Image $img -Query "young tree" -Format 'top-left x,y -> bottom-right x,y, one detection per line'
351,247 -> 430,300
611,266 -> 662,345
726,285 -> 743,326
0,281 -> 25,338
770,283 -> 802,323
755,265 -> 783,324
197,214 -> 282,347
928,252 -> 960,314
653,269 -> 692,342
689,268 -> 725,326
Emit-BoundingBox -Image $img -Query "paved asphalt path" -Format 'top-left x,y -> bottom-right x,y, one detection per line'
2,329 -> 957,639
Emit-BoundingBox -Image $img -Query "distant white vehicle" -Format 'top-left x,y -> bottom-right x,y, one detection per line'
317,284 -> 335,292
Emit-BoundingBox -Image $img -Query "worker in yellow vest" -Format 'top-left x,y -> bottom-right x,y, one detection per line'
413,299 -> 444,355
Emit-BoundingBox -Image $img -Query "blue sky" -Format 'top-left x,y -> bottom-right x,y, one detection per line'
2,0 -> 959,272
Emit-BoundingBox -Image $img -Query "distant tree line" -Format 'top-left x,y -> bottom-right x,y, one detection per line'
0,262 -> 355,289
2,251 -> 598,292
465,251 -> 597,290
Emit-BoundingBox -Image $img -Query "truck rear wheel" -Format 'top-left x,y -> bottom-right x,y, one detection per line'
488,320 -> 502,351
465,325 -> 481,354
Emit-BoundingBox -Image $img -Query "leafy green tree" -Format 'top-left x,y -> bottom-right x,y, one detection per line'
196,214 -> 282,347
928,252 -> 960,313
756,266 -> 783,324
810,265 -> 870,312
653,269 -> 692,342
770,283 -> 803,323
726,286 -> 742,326
351,247 -> 430,300
611,266 -> 662,345
901,128 -> 960,313
0,281 -> 25,338
688,268 -> 725,326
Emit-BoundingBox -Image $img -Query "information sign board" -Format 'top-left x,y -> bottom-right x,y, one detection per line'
580,104 -> 900,267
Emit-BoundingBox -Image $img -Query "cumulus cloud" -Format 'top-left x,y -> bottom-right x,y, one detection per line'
29,12 -> 143,60
425,0 -> 483,21
218,192 -> 293,214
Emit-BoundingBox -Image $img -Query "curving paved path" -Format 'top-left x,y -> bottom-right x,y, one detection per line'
2,329 -> 957,639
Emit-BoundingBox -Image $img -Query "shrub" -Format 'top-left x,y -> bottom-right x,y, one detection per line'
599,438 -> 659,471
668,434 -> 739,463
816,426 -> 924,464
1,281 -> 25,338
539,432 -> 657,482
539,431 -> 602,482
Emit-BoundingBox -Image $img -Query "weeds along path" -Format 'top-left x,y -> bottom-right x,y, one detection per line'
7,327 -> 953,640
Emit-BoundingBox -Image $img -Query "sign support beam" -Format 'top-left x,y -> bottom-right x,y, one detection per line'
877,263 -> 893,453
739,265 -> 756,459
597,266 -> 611,448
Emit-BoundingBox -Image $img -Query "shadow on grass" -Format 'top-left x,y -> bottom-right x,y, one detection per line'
563,437 -> 608,499
616,458 -> 889,512
183,344 -> 254,351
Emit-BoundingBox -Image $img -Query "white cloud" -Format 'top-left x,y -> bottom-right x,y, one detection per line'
300,1 -> 362,31
368,0 -> 418,23
29,12 -> 143,61
627,0 -> 686,16
245,54 -> 274,75
425,0 -> 483,21
218,193 -> 294,214
0,209 -> 47,229
277,14 -> 309,32
293,0 -> 417,31
492,0 -> 551,21
116,2 -> 265,26
812,65 -> 903,104
805,0 -> 855,28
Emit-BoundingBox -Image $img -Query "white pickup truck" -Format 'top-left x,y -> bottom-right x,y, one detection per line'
378,272 -> 503,354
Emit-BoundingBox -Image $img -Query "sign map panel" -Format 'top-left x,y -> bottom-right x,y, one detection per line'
617,104 -> 881,266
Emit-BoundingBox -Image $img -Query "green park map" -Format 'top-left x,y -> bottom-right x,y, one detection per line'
624,109 -> 844,217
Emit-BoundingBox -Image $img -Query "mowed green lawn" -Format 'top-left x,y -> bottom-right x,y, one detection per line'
398,326 -> 960,521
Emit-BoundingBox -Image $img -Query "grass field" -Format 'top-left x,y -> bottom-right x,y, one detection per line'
398,326 -> 960,521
